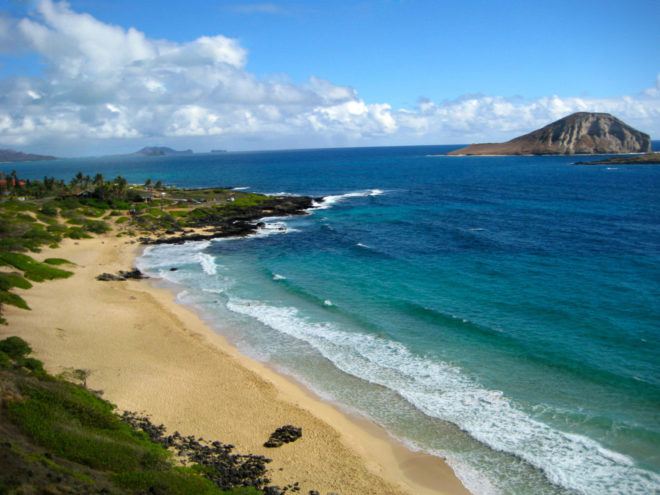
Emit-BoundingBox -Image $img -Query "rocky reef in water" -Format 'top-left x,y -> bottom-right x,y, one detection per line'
447,112 -> 651,156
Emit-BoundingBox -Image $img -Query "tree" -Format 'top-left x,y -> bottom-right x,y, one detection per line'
112,175 -> 128,200
144,178 -> 152,187
93,173 -> 104,186
71,171 -> 84,187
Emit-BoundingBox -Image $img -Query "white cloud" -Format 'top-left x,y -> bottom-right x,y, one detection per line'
0,0 -> 658,155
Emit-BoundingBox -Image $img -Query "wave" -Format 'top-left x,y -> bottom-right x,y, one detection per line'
223,298 -> 660,495
254,221 -> 298,237
313,189 -> 385,210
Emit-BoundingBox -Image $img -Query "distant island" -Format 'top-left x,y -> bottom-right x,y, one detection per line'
133,146 -> 194,156
447,112 -> 651,156
0,149 -> 57,162
574,152 -> 660,165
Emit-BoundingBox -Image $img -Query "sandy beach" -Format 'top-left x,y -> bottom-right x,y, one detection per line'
1,232 -> 470,495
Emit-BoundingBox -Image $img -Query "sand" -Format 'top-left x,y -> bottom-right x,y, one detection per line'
1,233 -> 470,495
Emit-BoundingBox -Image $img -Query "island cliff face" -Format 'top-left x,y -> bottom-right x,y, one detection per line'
447,112 -> 651,155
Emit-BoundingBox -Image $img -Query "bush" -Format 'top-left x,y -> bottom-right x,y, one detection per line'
85,220 -> 111,234
0,252 -> 73,282
0,289 -> 30,310
0,272 -> 33,290
66,227 -> 92,239
58,197 -> 81,209
43,258 -> 73,266
40,201 -> 59,216
0,336 -> 32,360
0,350 -> 10,368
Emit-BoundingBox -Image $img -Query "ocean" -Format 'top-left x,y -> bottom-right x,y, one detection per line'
10,146 -> 660,494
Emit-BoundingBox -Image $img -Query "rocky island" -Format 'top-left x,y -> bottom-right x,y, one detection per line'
574,152 -> 660,165
0,149 -> 57,162
132,146 -> 194,156
447,112 -> 651,156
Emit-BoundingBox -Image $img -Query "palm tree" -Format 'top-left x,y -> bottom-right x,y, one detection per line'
93,173 -> 104,186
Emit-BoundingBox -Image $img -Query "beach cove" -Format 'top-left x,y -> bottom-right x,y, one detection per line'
1,232 -> 470,495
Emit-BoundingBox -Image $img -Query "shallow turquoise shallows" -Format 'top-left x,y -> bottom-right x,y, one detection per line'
14,146 -> 660,494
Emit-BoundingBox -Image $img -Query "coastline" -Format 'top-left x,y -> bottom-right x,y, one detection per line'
1,232 -> 470,495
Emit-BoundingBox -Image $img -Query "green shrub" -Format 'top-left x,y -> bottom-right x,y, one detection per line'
0,272 -> 33,290
47,223 -> 68,234
40,201 -> 59,216
66,215 -> 86,225
0,350 -> 10,368
116,216 -> 129,224
79,198 -> 110,210
0,336 -> 32,359
85,220 -> 111,234
110,200 -> 130,210
22,357 -> 45,374
113,468 -> 225,495
0,289 -> 30,310
43,258 -> 73,266
58,197 -> 81,209
16,213 -> 36,223
0,252 -> 73,282
66,227 -> 92,239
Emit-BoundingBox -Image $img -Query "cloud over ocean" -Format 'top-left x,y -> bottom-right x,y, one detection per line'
1,0 -> 659,155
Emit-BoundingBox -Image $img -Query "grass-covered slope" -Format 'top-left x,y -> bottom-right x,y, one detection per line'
0,336 -> 264,495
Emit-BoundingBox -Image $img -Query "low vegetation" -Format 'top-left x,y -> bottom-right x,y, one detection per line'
0,336 -> 264,494
0,170 -> 295,324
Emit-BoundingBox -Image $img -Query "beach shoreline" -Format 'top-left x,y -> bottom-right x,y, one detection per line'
1,232 -> 470,495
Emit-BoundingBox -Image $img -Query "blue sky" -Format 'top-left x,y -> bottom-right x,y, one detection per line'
1,0 -> 659,156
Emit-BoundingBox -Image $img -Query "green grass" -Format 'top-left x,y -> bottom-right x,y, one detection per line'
0,289 -> 30,310
0,336 -> 266,494
66,227 -> 93,239
0,272 -> 33,290
8,379 -> 170,472
113,469 -> 226,494
43,258 -> 74,266
0,252 -> 73,282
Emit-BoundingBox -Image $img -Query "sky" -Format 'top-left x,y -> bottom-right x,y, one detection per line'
1,0 -> 659,156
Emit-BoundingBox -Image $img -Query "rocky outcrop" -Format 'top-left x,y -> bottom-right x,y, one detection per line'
264,425 -> 302,448
141,195 -> 318,245
447,112 -> 651,155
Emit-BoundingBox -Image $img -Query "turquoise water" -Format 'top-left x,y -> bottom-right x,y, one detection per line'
11,147 -> 660,494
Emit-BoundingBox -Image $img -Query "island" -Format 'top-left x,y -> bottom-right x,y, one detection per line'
573,152 -> 660,165
132,146 -> 194,156
0,149 -> 57,162
447,112 -> 651,156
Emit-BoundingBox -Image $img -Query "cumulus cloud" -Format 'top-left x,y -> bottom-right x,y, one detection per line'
0,0 -> 658,154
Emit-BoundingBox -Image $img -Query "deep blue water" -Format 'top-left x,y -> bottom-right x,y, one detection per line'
8,146 -> 660,494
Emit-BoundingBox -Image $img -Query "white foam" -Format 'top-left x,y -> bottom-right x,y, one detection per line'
313,189 -> 385,210
273,274 -> 286,280
197,253 -> 217,276
254,221 -> 298,237
136,241 -> 213,276
324,300 -> 333,306
223,298 -> 660,495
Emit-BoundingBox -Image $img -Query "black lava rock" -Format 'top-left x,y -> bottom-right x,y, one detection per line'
264,425 -> 302,448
